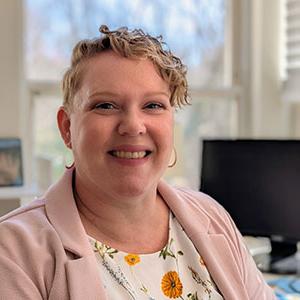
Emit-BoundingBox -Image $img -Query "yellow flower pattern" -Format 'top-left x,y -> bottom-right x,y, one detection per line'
161,271 -> 183,298
89,213 -> 223,300
124,254 -> 141,266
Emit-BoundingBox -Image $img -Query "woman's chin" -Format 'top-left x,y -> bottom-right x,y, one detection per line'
111,179 -> 153,198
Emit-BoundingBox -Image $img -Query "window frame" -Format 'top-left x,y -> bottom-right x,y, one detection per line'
281,0 -> 300,102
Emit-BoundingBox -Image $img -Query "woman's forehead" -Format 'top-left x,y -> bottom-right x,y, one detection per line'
80,52 -> 170,94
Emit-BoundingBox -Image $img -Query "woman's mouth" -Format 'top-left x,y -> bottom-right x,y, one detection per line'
109,150 -> 151,159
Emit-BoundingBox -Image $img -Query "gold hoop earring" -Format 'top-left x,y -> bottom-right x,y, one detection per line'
64,148 -> 74,169
65,162 -> 75,169
168,148 -> 177,168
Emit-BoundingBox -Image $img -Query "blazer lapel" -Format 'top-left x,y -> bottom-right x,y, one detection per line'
158,181 -> 249,300
191,233 -> 249,300
65,255 -> 106,300
45,168 -> 107,299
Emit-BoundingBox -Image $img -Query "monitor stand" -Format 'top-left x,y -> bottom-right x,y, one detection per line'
265,240 -> 299,274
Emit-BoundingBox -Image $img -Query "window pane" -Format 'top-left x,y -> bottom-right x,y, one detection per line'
25,0 -> 226,87
164,96 -> 237,188
33,95 -> 72,183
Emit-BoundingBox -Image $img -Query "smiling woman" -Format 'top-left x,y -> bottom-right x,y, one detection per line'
58,50 -> 175,199
0,25 -> 275,299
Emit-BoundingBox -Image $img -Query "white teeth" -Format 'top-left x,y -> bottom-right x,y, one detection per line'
112,151 -> 147,159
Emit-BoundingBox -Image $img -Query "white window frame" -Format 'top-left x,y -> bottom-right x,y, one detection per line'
281,0 -> 300,102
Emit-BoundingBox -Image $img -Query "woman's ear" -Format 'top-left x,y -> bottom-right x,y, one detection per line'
57,106 -> 72,149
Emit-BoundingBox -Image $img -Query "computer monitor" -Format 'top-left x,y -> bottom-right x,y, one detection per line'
200,139 -> 300,273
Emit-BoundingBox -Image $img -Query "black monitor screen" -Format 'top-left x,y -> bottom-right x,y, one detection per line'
200,139 -> 300,242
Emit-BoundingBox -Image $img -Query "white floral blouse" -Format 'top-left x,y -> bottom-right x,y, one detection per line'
88,213 -> 224,300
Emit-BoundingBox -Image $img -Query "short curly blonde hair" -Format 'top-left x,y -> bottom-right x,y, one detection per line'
62,25 -> 189,112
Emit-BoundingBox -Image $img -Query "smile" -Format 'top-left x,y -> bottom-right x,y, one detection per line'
109,151 -> 151,159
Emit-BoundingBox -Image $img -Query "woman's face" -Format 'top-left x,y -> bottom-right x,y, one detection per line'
59,51 -> 174,198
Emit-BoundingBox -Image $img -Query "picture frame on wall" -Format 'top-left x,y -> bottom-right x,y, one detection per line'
0,138 -> 23,187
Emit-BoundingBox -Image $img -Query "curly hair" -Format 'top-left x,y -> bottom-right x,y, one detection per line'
62,25 -> 189,112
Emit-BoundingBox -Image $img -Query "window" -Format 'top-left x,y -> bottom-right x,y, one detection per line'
26,0 -> 237,189
282,0 -> 300,102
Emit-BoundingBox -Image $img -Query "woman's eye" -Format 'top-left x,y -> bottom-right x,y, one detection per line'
144,102 -> 165,110
94,102 -> 116,110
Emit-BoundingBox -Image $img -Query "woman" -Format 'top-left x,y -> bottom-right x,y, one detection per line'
0,25 -> 275,299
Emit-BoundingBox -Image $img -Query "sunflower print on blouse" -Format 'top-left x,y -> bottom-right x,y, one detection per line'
161,271 -> 183,298
89,213 -> 223,300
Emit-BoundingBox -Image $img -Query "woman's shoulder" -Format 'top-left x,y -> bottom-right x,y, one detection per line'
0,197 -> 47,229
0,169 -> 72,241
0,196 -> 71,299
0,197 -> 59,254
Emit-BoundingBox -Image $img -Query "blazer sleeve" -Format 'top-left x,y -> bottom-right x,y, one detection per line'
221,208 -> 276,299
0,254 -> 43,299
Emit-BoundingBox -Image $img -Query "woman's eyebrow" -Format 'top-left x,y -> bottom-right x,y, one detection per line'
87,90 -> 171,99
143,91 -> 171,98
87,91 -> 120,98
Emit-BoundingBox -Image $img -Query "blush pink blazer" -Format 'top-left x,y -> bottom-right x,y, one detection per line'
0,168 -> 275,299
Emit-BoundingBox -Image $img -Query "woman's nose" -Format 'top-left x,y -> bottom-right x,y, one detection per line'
118,111 -> 146,136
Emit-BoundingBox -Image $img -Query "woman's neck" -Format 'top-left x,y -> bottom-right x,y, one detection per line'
73,172 -> 170,254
